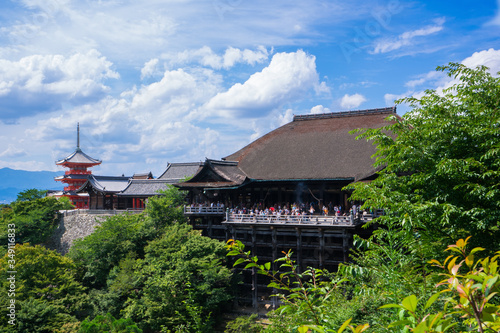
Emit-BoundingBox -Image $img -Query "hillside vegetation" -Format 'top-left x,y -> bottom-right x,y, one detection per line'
0,63 -> 499,332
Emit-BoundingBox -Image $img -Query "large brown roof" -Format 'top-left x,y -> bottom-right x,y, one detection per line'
223,107 -> 397,181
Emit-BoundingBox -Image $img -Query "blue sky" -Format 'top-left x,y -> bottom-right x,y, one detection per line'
0,0 -> 499,178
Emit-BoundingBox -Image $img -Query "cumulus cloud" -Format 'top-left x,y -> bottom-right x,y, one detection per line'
0,50 -> 118,122
28,64 -> 227,175
161,46 -> 269,70
462,48 -> 500,74
340,93 -> 367,109
310,105 -> 331,114
204,50 -> 321,118
371,18 -> 445,54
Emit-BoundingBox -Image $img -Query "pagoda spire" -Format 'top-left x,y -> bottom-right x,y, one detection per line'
77,122 -> 80,149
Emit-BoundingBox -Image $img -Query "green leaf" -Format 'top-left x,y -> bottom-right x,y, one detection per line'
233,257 -> 246,266
387,320 -> 413,328
337,318 -> 352,333
401,294 -> 418,313
298,325 -> 311,333
379,303 -> 404,310
424,292 -> 442,310
264,262 -> 271,271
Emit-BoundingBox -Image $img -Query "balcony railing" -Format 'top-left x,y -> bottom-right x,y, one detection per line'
184,206 -> 226,215
223,212 -> 381,226
65,170 -> 91,175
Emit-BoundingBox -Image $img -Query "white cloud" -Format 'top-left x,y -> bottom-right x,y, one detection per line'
0,144 -> 27,158
26,64 -> 228,175
0,49 -> 118,95
161,46 -> 269,70
384,92 -> 408,105
462,48 -> 500,74
384,49 -> 500,109
488,0 -> 500,26
310,105 -> 331,114
0,50 -> 119,122
340,93 -> 367,109
371,18 -> 445,54
141,58 -> 160,80
204,50 -> 320,118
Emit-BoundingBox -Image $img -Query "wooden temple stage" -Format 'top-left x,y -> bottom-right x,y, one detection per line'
184,206 -> 380,308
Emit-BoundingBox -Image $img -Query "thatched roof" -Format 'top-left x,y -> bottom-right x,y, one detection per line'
223,107 -> 397,181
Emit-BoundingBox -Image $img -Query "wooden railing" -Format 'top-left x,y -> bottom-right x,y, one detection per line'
224,212 -> 381,226
184,206 -> 226,215
59,209 -> 143,217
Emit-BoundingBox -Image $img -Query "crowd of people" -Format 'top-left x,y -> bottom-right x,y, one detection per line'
190,201 -> 366,217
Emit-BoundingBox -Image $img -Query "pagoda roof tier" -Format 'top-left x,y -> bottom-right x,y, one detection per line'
56,147 -> 102,166
53,190 -> 89,197
54,174 -> 90,181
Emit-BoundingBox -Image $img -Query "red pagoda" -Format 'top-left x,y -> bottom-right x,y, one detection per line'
54,124 -> 101,209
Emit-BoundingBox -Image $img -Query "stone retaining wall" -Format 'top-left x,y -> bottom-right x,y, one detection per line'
48,212 -> 111,255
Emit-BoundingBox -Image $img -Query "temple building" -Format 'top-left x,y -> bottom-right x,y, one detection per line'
176,107 -> 397,210
175,107 -> 398,307
54,124 -> 101,209
75,162 -> 202,210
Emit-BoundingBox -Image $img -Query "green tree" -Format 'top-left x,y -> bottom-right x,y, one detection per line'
145,186 -> 187,228
119,223 -> 234,332
348,63 -> 500,254
0,195 -> 74,246
68,213 -> 154,289
79,313 -> 142,333
0,244 -> 86,331
15,188 -> 48,202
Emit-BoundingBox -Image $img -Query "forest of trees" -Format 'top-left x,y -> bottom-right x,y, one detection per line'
0,63 -> 499,332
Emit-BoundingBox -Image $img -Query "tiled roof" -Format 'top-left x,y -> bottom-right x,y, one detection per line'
176,159 -> 248,189
133,172 -> 153,179
54,174 -> 89,181
77,175 -> 130,193
223,107 -> 398,181
56,148 -> 101,165
118,179 -> 177,196
158,162 -> 203,181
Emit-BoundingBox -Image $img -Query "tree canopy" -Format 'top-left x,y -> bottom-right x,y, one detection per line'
348,63 -> 500,252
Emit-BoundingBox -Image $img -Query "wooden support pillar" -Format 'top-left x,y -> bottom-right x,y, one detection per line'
208,218 -> 213,238
343,229 -> 350,262
295,227 -> 302,272
319,228 -> 325,269
252,227 -> 258,309
271,226 -> 278,309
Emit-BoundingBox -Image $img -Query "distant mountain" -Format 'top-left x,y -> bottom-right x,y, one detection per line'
0,168 -> 63,204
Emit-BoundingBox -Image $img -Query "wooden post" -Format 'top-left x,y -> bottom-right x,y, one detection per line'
343,229 -> 350,262
319,228 -> 325,269
271,226 -> 278,309
296,227 -> 302,272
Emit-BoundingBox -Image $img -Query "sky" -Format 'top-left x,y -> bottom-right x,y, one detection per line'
0,0 -> 499,178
